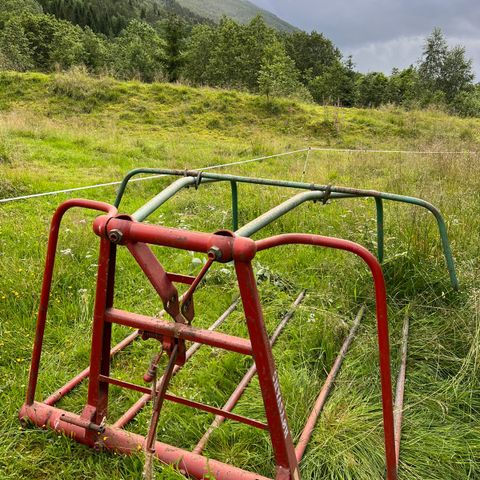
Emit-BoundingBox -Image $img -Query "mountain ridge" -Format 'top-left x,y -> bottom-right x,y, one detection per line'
175,0 -> 298,32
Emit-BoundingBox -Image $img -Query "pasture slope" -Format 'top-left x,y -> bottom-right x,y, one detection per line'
0,70 -> 479,479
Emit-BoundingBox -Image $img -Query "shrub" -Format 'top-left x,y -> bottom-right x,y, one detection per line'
51,66 -> 118,103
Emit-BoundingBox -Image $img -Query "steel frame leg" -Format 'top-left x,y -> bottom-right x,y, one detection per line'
83,238 -> 116,426
235,260 -> 300,480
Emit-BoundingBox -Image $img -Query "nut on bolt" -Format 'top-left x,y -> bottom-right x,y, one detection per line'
208,246 -> 222,260
108,228 -> 123,244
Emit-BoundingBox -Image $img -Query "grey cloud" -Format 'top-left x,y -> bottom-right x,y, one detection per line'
348,36 -> 480,79
251,0 -> 480,77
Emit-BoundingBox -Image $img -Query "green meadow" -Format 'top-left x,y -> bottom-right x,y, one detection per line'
0,70 -> 479,479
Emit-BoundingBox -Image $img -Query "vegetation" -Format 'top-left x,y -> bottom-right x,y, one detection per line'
0,0 -> 478,116
175,0 -> 297,33
0,72 -> 479,479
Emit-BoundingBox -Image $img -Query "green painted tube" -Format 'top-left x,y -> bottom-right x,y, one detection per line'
231,181 -> 238,231
132,177 -> 196,222
237,191 -> 322,237
114,168 -> 165,208
375,197 -> 384,263
375,192 -> 459,290
132,177 -> 218,222
237,190 -> 458,290
115,168 -> 459,289
236,191 -> 353,237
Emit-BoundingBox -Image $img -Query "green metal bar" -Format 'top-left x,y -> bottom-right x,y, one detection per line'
236,191 -> 325,237
231,181 -> 239,231
236,191 -> 356,238
114,168 -> 162,208
132,177 -> 195,222
236,190 -> 458,290
131,177 -> 218,222
375,197 -> 384,263
115,168 -> 459,289
373,192 -> 458,290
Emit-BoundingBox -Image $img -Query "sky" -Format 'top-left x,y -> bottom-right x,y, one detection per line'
250,0 -> 480,79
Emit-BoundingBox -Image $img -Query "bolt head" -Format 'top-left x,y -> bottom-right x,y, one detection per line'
208,246 -> 222,260
108,229 -> 123,244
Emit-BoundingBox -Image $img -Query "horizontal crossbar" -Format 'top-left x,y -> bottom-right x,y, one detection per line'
105,308 -> 253,355
99,375 -> 268,430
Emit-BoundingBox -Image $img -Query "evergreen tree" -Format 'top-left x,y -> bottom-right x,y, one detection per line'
161,13 -> 187,82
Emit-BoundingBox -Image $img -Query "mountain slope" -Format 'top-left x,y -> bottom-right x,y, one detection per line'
37,0 -> 211,36
175,0 -> 298,32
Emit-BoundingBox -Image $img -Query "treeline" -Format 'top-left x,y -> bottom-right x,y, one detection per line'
36,0 -> 208,36
1,0 -> 479,116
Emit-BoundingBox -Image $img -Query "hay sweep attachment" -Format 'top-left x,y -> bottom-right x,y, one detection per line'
19,169 -> 458,480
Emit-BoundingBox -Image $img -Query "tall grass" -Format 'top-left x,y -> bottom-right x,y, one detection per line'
0,72 -> 479,479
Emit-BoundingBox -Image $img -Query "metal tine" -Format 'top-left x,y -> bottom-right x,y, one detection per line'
193,290 -> 306,455
295,305 -> 366,461
394,315 -> 409,471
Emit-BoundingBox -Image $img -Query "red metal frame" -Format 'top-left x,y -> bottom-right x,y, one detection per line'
20,200 -> 397,480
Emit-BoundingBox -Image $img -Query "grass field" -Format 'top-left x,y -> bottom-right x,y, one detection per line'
0,70 -> 479,479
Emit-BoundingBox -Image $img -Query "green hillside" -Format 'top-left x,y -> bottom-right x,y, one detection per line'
0,71 -> 479,479
176,0 -> 298,31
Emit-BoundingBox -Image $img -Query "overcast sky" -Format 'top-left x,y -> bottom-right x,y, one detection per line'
251,0 -> 480,79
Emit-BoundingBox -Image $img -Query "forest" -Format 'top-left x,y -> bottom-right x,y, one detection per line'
1,0 -> 479,116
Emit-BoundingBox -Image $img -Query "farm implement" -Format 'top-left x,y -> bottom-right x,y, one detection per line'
19,169 -> 458,480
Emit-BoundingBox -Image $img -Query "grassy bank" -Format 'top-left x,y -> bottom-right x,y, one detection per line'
0,71 -> 479,479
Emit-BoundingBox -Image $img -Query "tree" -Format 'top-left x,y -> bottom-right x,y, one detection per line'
183,16 -> 281,91
258,40 -> 311,101
0,19 -> 34,71
387,66 -> 420,106
356,72 -> 389,107
50,19 -> 86,69
203,17 -> 245,88
308,58 -> 357,106
18,13 -> 89,71
284,30 -> 341,83
19,13 -> 59,70
0,0 -> 42,26
181,24 -> 216,85
161,13 -> 187,82
418,28 -> 474,102
451,85 -> 480,117
418,27 -> 447,91
82,26 -> 109,73
113,20 -> 165,81
240,16 -> 278,90
439,45 -> 474,101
